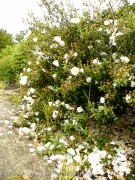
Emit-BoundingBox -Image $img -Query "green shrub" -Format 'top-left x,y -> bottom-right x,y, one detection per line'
0,43 -> 27,85
16,2 -> 135,179
19,3 -> 135,130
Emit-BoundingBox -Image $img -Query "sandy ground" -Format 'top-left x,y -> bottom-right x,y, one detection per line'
0,91 -> 53,180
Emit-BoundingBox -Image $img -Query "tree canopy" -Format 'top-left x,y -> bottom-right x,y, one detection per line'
0,29 -> 14,52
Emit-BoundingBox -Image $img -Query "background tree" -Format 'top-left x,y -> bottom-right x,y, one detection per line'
0,29 -> 14,52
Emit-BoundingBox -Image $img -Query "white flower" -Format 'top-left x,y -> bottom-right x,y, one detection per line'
4,120 -> 9,124
116,32 -> 123,37
36,61 -> 39,65
48,102 -> 53,106
69,136 -> 75,141
109,33 -> 116,46
29,148 -> 35,153
83,171 -> 92,179
104,20 -> 113,26
59,40 -> 65,46
105,29 -> 111,34
96,40 -> 101,43
112,53 -> 117,59
52,73 -> 57,78
72,119 -> 78,125
114,20 -> 118,26
29,88 -> 35,93
88,45 -> 92,50
70,67 -> 79,76
131,81 -> 135,87
67,148 -> 76,156
65,104 -> 74,110
30,123 -> 36,131
50,44 -> 58,48
86,77 -> 92,83
64,119 -> 69,125
24,30 -> 31,40
0,132 -> 3,136
98,28 -> 102,31
111,141 -> 115,145
73,52 -> 78,57
53,36 -> 65,46
52,60 -> 59,67
42,69 -> 46,72
23,67 -> 26,71
115,59 -> 119,63
113,83 -> 117,87
33,37 -> 38,42
47,86 -> 54,90
19,76 -> 28,85
44,127 -> 52,131
24,96 -> 34,104
98,106 -> 104,110
120,56 -> 130,63
79,68 -> 84,73
93,59 -> 101,65
21,127 -> 31,134
64,54 -> 68,59
100,97 -> 105,104
125,94 -> 131,103
77,106 -> 84,113
53,36 -> 61,42
54,100 -> 61,107
7,131 -> 13,135
73,155 -> 81,162
66,157 -> 73,164
100,52 -> 107,56
28,61 -> 32,65
27,68 -> 31,72
70,18 -> 80,23
52,110 -> 58,118
37,145 -> 45,151
44,142 -> 51,148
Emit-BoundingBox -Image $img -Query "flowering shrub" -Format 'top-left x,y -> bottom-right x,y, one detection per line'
19,2 -> 134,126
16,1 -> 135,179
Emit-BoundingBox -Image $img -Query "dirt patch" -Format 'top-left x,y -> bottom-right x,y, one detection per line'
0,90 -> 54,180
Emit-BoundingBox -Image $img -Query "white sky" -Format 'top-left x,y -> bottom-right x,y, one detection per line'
0,0 -> 134,36
0,0 -> 41,35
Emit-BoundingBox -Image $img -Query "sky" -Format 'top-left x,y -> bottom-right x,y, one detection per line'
0,0 -> 134,36
0,0 -> 41,35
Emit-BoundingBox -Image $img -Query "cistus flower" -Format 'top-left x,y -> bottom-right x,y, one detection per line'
53,36 -> 61,42
33,37 -> 38,42
104,19 -> 113,26
29,88 -> 35,93
19,76 -> 28,85
125,94 -> 131,103
100,97 -> 105,104
70,67 -> 80,76
70,18 -> 80,23
93,59 -> 101,65
120,56 -> 130,63
67,148 -> 76,156
77,106 -> 84,113
52,110 -> 59,118
86,77 -> 92,83
52,60 -> 59,67
53,36 -> 65,46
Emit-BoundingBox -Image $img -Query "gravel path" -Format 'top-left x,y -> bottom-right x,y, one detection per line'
0,91 -> 53,180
